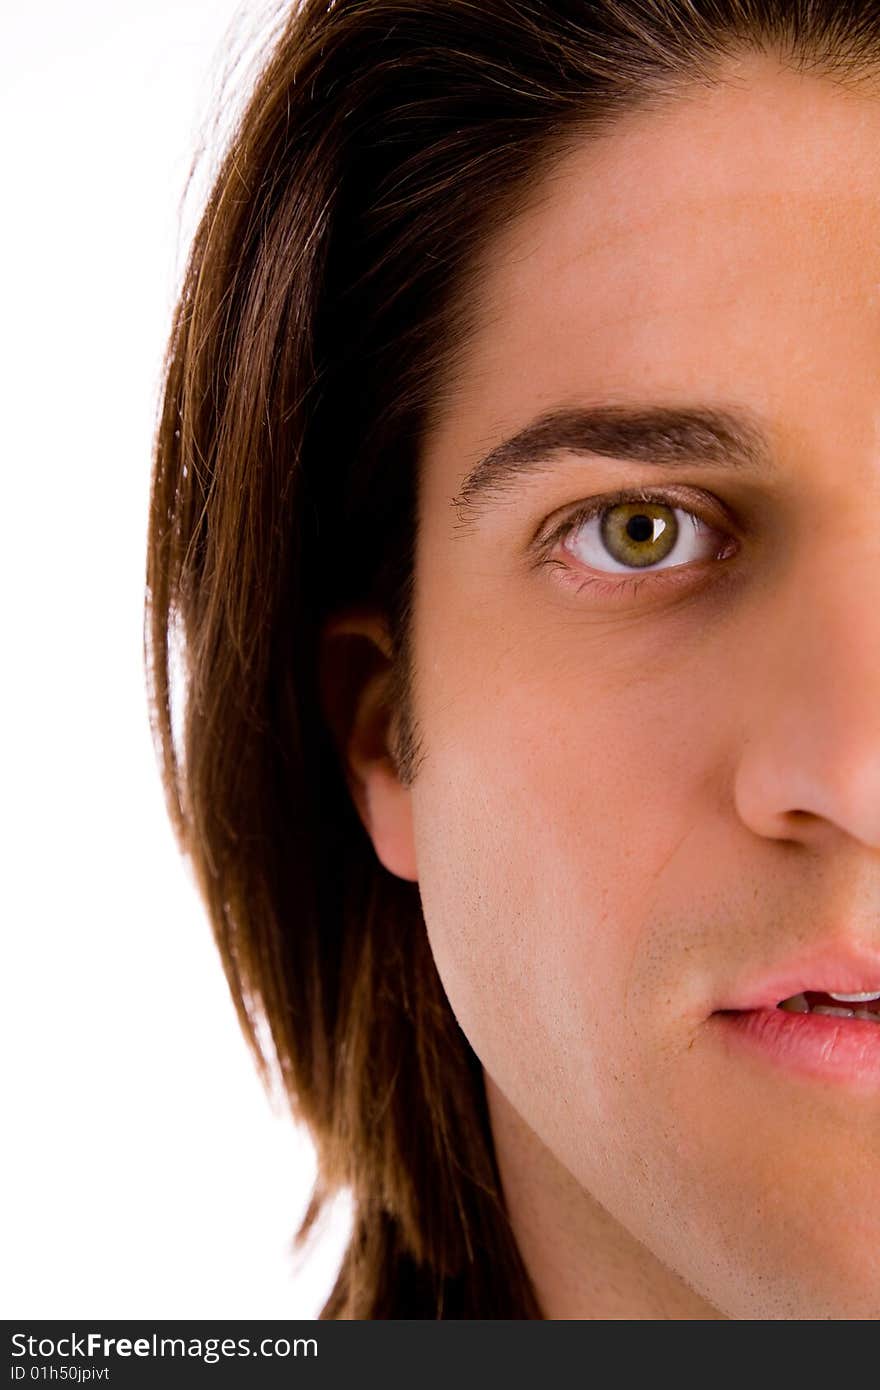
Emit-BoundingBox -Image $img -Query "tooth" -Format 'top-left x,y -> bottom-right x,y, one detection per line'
779,994 -> 810,1012
827,991 -> 880,1002
812,1005 -> 855,1018
853,1009 -> 880,1021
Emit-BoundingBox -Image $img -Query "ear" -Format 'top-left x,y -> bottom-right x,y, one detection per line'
318,606 -> 418,883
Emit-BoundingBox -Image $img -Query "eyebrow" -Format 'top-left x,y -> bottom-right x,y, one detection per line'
449,403 -> 773,531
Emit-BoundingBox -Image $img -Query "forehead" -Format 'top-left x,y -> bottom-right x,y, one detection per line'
419,54 -> 880,509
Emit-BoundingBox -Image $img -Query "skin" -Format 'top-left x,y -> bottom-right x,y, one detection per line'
324,51 -> 880,1317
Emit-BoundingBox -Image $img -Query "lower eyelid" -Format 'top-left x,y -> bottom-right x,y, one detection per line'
540,531 -> 739,600
542,554 -> 713,598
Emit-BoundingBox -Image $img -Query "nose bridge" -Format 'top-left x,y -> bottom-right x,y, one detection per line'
733,522 -> 880,849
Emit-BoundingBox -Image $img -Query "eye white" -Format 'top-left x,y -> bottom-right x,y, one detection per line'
563,506 -> 714,574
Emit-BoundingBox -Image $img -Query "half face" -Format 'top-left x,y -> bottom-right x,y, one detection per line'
402,53 -> 880,1318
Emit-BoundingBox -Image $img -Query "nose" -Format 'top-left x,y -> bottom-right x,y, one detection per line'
733,526 -> 880,851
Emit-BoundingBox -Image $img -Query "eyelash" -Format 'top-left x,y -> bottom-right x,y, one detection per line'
535,485 -> 739,601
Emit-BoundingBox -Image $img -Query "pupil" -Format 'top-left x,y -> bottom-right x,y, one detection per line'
626,514 -> 655,542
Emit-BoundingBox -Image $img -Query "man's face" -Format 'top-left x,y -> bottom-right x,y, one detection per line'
398,54 -> 880,1316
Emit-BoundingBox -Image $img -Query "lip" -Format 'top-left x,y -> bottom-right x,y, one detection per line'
711,1008 -> 880,1091
709,939 -> 880,1092
716,941 -> 880,1012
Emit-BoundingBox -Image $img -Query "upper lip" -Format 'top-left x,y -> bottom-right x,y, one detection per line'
717,940 -> 880,1011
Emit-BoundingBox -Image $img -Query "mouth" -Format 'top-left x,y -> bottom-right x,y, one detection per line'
711,985 -> 880,1091
709,948 -> 880,1089
771,990 -> 880,1020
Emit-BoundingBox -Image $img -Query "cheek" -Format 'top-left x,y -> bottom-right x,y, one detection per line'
409,652 -> 720,1155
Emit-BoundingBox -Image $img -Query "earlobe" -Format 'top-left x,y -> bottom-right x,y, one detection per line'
318,608 -> 419,883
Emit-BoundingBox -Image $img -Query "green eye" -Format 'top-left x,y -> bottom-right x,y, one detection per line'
535,484 -> 739,602
598,501 -> 679,569
558,492 -> 724,576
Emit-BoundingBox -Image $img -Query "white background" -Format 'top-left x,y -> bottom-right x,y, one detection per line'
2,0 -> 352,1317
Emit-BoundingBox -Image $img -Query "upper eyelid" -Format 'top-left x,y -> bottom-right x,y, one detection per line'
532,483 -> 734,552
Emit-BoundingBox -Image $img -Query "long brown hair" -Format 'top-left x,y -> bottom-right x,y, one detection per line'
144,0 -> 880,1318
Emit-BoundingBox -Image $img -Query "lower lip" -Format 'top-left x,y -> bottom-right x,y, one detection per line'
712,1008 -> 880,1091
